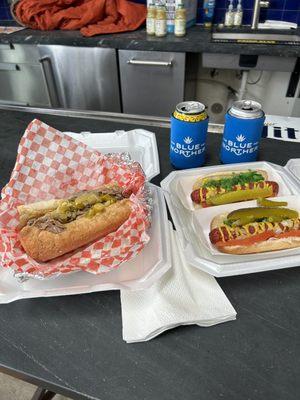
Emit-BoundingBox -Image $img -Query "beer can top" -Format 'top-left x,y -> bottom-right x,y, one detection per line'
229,100 -> 264,119
176,101 -> 206,115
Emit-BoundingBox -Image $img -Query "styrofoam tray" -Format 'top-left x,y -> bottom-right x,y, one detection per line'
0,128 -> 171,302
161,161 -> 300,277
286,159 -> 300,184
65,129 -> 160,181
0,184 -> 171,303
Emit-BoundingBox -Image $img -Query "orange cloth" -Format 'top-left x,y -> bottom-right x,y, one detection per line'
14,0 -> 146,37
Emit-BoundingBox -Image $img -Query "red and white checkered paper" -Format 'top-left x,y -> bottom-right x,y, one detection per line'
0,119 -> 150,279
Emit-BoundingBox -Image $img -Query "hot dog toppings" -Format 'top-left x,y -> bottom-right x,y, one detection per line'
26,188 -> 126,234
202,171 -> 265,190
209,207 -> 300,245
210,218 -> 300,244
191,181 -> 278,207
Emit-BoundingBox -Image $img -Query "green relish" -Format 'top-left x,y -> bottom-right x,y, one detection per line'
202,171 -> 264,191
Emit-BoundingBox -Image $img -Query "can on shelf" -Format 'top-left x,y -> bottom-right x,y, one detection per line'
220,100 -> 265,164
170,101 -> 209,169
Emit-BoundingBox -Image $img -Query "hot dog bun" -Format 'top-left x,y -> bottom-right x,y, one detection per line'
210,212 -> 300,255
192,169 -> 268,191
19,198 -> 131,262
211,213 -> 228,230
215,237 -> 300,255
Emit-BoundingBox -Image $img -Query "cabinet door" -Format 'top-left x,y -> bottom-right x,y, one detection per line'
0,63 -> 51,107
119,50 -> 185,117
38,46 -> 121,112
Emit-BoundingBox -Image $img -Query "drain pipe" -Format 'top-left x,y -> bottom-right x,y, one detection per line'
238,70 -> 249,100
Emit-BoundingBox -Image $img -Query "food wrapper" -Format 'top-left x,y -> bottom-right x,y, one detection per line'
0,119 -> 151,280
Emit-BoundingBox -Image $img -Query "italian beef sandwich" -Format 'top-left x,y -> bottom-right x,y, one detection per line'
18,184 -> 132,262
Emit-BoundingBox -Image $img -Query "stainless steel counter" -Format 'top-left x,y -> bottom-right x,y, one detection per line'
0,104 -> 224,133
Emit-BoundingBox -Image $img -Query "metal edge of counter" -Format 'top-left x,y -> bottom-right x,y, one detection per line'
0,104 -> 224,133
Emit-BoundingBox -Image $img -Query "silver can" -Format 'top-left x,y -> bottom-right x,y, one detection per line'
176,101 -> 206,116
229,100 -> 264,119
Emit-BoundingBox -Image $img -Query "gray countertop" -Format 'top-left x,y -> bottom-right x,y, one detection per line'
0,109 -> 300,400
0,24 -> 300,57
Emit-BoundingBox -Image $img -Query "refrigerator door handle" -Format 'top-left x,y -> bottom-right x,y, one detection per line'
127,58 -> 173,67
39,56 -> 60,107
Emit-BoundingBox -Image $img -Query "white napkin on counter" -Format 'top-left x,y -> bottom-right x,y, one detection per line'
120,225 -> 237,343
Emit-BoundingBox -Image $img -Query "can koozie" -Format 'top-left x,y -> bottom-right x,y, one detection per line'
220,113 -> 265,164
170,116 -> 209,169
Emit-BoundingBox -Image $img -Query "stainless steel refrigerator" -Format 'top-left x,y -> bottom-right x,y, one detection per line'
38,45 -> 121,112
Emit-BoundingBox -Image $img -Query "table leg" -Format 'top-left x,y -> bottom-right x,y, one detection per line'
31,387 -> 57,400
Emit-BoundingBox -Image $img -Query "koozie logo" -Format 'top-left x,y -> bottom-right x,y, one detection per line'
171,138 -> 205,158
222,134 -> 258,156
183,136 -> 193,145
236,134 -> 246,142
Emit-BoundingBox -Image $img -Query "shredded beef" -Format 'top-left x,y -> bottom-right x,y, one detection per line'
28,216 -> 66,234
26,187 -> 125,234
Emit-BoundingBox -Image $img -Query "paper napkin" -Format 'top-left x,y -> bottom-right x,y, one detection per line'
121,225 -> 237,343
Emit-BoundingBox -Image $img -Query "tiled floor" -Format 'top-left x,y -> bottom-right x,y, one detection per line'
0,372 -> 72,399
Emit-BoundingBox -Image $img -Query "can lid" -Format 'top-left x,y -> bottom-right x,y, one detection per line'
176,101 -> 206,115
229,100 -> 264,119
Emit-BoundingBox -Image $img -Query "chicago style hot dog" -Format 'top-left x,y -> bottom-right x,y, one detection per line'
190,170 -> 279,207
18,184 -> 132,262
209,206 -> 300,254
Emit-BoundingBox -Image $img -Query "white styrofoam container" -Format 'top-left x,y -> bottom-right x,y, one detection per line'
0,129 -> 171,303
0,185 -> 171,303
65,129 -> 160,181
286,159 -> 300,184
161,161 -> 300,277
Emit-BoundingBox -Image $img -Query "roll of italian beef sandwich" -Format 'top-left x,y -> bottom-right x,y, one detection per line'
18,184 -> 132,262
209,206 -> 300,254
190,169 -> 279,207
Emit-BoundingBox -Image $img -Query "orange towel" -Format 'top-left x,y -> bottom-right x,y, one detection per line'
14,0 -> 146,37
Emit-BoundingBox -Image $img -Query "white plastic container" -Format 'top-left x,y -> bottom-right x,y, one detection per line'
286,159 -> 300,184
65,128 -> 160,181
0,129 -> 171,303
161,161 -> 300,277
0,185 -> 171,303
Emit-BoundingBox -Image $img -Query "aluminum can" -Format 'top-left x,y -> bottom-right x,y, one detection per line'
170,101 -> 209,169
220,100 -> 265,164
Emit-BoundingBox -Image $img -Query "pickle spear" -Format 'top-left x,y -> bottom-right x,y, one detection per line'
207,186 -> 273,206
227,207 -> 298,226
257,197 -> 288,207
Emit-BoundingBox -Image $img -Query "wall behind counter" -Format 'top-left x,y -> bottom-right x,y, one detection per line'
134,0 -> 300,25
0,0 -> 12,20
1,0 -> 299,25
